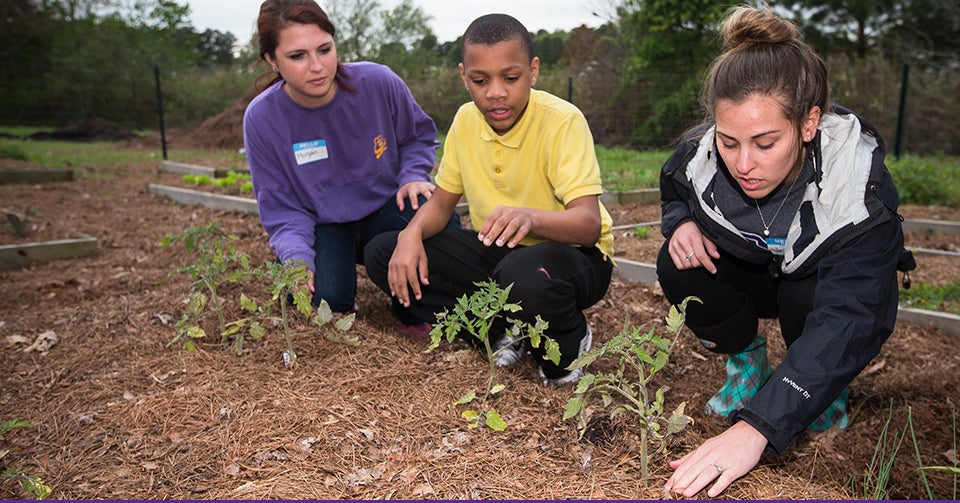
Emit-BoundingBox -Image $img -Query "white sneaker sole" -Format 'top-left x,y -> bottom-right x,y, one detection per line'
539,324 -> 593,386
492,334 -> 524,367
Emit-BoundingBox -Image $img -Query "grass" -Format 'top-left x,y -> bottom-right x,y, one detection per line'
0,130 -> 248,173
899,280 -> 960,315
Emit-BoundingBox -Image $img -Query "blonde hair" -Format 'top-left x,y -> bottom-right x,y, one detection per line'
701,6 -> 830,129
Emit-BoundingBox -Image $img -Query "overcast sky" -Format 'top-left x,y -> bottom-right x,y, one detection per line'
187,0 -> 607,45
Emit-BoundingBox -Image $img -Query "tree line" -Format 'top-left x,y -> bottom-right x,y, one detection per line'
1,0 -> 957,154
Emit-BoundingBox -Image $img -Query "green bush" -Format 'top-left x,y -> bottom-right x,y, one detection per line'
888,154 -> 960,207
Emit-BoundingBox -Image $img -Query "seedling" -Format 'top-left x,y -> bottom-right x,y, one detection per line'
1,419 -> 51,499
223,260 -> 356,365
428,280 -> 559,430
563,296 -> 700,481
184,171 -> 253,194
632,224 -> 650,239
3,207 -> 36,237
158,222 -> 254,350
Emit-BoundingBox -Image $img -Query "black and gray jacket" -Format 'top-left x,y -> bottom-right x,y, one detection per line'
660,106 -> 915,454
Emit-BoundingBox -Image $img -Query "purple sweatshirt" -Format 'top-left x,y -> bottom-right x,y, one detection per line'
243,62 -> 438,269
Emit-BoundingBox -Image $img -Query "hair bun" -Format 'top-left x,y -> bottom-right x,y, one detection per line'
721,6 -> 798,50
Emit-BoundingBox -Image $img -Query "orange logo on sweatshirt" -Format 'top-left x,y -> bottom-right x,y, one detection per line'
374,135 -> 387,159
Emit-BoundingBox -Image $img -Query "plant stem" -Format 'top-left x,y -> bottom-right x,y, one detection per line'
280,292 -> 296,367
205,280 -> 226,343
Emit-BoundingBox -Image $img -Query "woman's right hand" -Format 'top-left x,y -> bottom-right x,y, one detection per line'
387,229 -> 429,307
668,221 -> 720,274
664,420 -> 768,498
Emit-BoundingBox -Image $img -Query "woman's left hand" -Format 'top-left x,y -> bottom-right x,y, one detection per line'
663,420 -> 767,498
396,181 -> 436,212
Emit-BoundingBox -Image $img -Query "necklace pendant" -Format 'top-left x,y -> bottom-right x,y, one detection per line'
763,228 -> 770,236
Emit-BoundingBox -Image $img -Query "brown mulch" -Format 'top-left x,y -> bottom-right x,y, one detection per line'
1,150 -> 959,500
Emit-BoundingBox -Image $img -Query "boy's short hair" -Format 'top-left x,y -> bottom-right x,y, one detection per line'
460,13 -> 533,62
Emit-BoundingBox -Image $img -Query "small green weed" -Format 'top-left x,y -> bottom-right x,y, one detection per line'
631,224 -> 651,239
563,296 -> 699,481
3,207 -> 36,237
428,280 -> 559,430
1,419 -> 52,499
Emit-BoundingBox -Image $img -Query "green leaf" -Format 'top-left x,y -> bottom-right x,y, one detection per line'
240,293 -> 258,313
184,325 -> 206,339
20,474 -> 51,499
249,322 -> 266,340
567,346 -> 602,370
490,383 -> 506,395
335,312 -> 356,332
461,410 -> 481,428
454,391 -> 477,405
601,393 -> 613,407
0,419 -> 31,436
573,373 -> 595,394
315,300 -> 333,324
292,289 -> 313,316
563,396 -> 584,420
666,402 -> 693,435
544,338 -> 561,365
485,408 -> 507,431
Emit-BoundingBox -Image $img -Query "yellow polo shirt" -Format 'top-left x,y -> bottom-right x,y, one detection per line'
436,89 -> 614,260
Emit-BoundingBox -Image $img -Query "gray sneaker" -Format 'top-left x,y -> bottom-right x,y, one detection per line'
492,333 -> 525,367
539,324 -> 593,386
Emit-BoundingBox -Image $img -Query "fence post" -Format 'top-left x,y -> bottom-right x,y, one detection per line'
154,65 -> 168,161
568,76 -> 573,103
894,63 -> 909,160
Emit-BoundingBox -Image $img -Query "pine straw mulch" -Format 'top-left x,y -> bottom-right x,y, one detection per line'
1,151 -> 959,500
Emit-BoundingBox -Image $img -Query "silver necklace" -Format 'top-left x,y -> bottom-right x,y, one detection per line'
755,164 -> 805,237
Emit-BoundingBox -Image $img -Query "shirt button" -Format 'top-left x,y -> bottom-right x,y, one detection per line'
494,168 -> 502,174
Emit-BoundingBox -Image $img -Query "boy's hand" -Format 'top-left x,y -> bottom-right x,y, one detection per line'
387,229 -> 429,307
478,205 -> 531,248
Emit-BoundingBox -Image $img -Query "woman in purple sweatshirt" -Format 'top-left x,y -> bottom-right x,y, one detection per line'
243,0 -> 457,327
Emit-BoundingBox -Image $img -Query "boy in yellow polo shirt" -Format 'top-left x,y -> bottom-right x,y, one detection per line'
363,13 -> 614,385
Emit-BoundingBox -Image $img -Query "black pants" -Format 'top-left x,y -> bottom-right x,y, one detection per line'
655,242 -> 816,355
364,228 -> 613,378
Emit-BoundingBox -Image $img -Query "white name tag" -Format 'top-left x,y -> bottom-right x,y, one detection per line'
293,140 -> 328,165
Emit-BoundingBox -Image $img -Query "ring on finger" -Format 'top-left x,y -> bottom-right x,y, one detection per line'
684,253 -> 693,262
713,463 -> 724,473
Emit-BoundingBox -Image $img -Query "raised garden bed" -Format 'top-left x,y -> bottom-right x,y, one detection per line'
147,183 -> 258,214
0,235 -> 98,270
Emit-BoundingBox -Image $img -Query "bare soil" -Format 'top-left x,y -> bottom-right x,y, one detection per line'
1,151 -> 959,500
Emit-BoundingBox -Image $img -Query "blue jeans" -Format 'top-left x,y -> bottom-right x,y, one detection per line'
312,196 -> 459,312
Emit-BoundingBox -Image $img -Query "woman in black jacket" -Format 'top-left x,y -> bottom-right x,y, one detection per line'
660,5 -> 914,498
